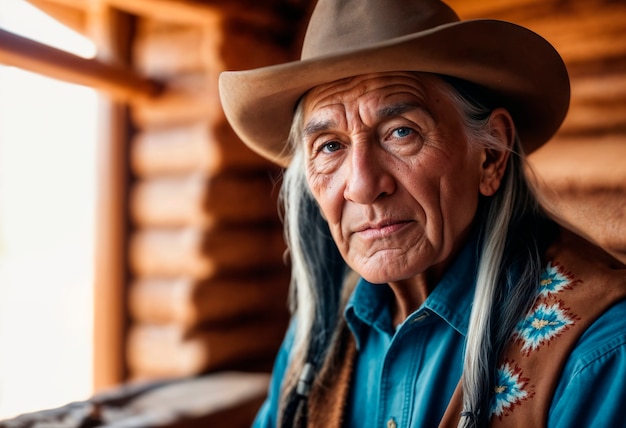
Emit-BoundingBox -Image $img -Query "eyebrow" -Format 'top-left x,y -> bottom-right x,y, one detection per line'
303,118 -> 336,137
377,103 -> 430,120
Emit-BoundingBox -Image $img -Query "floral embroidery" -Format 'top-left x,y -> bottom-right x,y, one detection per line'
509,261 -> 581,356
490,360 -> 534,419
490,260 -> 580,420
538,261 -> 576,298
514,302 -> 577,356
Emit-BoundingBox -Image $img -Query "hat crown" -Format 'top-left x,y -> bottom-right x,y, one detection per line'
301,0 -> 460,60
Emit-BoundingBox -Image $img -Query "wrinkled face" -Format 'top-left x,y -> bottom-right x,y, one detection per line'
301,72 -> 487,285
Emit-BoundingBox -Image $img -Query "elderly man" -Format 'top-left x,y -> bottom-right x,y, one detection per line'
219,0 -> 626,427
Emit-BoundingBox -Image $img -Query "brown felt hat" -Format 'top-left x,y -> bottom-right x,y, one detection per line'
219,0 -> 570,167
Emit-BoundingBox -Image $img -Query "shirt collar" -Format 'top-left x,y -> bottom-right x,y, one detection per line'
345,231 -> 480,346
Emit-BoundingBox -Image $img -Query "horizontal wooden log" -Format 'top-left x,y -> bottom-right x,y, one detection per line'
129,271 -> 290,328
559,103 -> 626,136
129,225 -> 287,278
131,73 -> 222,127
133,19 -> 293,77
130,173 -> 281,228
529,135 -> 626,190
449,0 -> 622,24
447,0 -> 546,18
105,0 -> 297,38
0,28 -> 162,102
130,120 -> 276,175
127,317 -> 288,378
134,24 -> 206,77
549,32 -> 626,67
572,73 -> 626,101
559,71 -> 626,135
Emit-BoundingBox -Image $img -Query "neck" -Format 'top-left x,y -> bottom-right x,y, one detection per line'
388,270 -> 438,326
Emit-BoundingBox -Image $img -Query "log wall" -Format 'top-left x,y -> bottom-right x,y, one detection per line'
125,7 -> 304,380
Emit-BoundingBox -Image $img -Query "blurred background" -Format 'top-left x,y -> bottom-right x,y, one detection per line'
0,0 -> 624,426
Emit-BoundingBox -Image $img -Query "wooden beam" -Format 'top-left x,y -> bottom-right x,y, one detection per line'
0,28 -> 162,101
104,0 -> 293,35
91,5 -> 133,393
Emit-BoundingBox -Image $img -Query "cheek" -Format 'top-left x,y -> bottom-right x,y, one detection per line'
307,172 -> 344,224
440,164 -> 482,228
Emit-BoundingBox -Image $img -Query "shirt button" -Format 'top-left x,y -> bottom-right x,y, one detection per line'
411,311 -> 430,323
387,418 -> 397,428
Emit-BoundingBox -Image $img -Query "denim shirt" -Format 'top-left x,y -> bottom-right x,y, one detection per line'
253,238 -> 626,427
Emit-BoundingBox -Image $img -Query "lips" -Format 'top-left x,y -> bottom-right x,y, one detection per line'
353,219 -> 412,239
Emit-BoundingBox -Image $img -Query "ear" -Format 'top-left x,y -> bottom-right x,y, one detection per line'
479,108 -> 515,197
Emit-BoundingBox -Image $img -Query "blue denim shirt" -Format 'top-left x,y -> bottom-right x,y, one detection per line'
253,239 -> 626,427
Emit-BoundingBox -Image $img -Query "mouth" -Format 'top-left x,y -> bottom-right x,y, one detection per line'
354,219 -> 412,239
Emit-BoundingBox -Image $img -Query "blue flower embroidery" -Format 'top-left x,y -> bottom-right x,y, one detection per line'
538,262 -> 572,298
490,360 -> 531,418
515,302 -> 575,355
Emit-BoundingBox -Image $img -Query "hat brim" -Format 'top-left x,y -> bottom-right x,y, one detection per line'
219,19 -> 569,167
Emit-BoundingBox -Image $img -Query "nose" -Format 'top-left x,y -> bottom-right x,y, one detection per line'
343,143 -> 396,204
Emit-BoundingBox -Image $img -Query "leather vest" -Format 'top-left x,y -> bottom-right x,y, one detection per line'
441,228 -> 626,427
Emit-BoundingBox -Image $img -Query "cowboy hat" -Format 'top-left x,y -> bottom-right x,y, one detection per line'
219,0 -> 570,167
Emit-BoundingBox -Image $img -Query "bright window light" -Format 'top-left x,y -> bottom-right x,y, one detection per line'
0,0 -> 97,419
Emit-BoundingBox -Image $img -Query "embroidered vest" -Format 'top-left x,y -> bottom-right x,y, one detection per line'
307,228 -> 626,427
440,228 -> 626,427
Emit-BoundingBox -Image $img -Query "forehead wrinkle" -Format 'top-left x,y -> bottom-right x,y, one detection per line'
377,103 -> 432,121
302,73 -> 440,137
303,117 -> 337,137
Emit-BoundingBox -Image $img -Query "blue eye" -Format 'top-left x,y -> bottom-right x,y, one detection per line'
321,141 -> 342,153
392,127 -> 413,138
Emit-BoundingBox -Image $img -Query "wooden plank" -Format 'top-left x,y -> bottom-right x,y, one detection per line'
104,0 -> 295,37
127,317 -> 288,378
449,0 -> 620,22
91,3 -> 132,394
130,73 -> 221,127
133,21 -> 293,77
0,28 -> 162,102
529,134 -> 626,189
130,120 -> 276,174
129,226 -> 287,278
130,174 -> 280,228
447,0 -> 548,19
128,272 -> 290,328
134,24 -> 206,76
559,103 -> 626,136
571,73 -> 626,102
